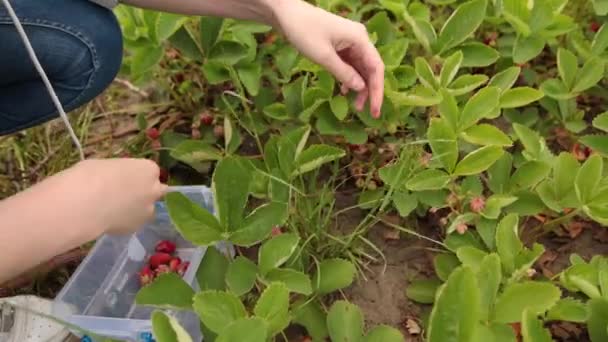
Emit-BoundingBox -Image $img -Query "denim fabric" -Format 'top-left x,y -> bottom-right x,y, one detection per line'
0,0 -> 123,135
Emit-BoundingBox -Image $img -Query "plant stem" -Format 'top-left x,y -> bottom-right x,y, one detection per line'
534,209 -> 581,234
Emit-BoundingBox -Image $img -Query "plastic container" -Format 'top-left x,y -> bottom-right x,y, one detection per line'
53,186 -> 228,342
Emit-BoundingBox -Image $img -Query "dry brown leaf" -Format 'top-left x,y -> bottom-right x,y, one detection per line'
405,319 -> 421,335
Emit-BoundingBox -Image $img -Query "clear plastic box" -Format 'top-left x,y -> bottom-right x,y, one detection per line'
53,186 -> 228,342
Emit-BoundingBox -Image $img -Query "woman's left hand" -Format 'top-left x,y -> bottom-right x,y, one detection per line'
271,0 -> 385,118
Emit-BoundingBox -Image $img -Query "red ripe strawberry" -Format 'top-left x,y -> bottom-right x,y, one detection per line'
146,128 -> 160,140
591,21 -> 601,33
149,252 -> 172,269
155,240 -> 176,254
169,257 -> 182,272
200,113 -> 214,126
139,265 -> 154,286
177,261 -> 190,276
271,226 -> 282,236
470,196 -> 486,213
155,264 -> 171,276
159,168 -> 169,184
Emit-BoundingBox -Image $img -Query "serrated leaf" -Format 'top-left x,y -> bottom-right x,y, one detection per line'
406,169 -> 451,191
447,74 -> 489,96
225,257 -> 257,296
575,154 -> 603,204
487,153 -> 513,194
192,291 -> 247,334
453,146 -> 504,176
554,152 -> 580,203
200,16 -> 223,54
212,156 -> 252,231
427,267 -> 479,342
313,258 -> 356,294
379,38 -> 409,69
152,311 -> 193,342
415,57 -> 439,89
230,202 -> 288,247
488,67 -> 521,93
406,279 -> 441,304
136,273 -> 195,311
499,87 -> 544,108
477,254 -> 502,320
461,124 -> 512,146
392,191 -> 418,217
258,233 -> 300,275
330,95 -> 349,120
197,247 -> 229,291
438,89 -> 460,131
209,41 -> 248,66
293,300 -> 329,341
459,42 -> 499,68
440,51 -> 464,86
435,0 -> 488,53
215,317 -> 268,342
573,57 -> 605,93
254,282 -> 290,336
428,118 -> 459,172
513,35 -> 545,64
237,62 -> 262,96
364,325 -> 406,342
456,246 -> 488,272
521,309 -> 552,342
580,135 -> 608,157
588,298 -> 608,342
387,86 -> 442,106
203,60 -> 231,84
540,78 -> 571,100
156,13 -> 188,42
592,23 -> 608,54
166,192 -> 223,245
509,161 -> 551,192
170,140 -> 222,172
263,103 -> 290,121
459,86 -> 501,130
546,298 -> 587,322
292,144 -> 345,176
593,112 -> 608,132
434,253 -> 461,282
496,214 -> 522,274
265,269 -> 312,295
481,195 -> 518,219
493,282 -> 561,323
557,48 -> 578,89
327,301 -> 364,342
131,45 -> 163,76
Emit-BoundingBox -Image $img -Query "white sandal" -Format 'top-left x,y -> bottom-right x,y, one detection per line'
0,296 -> 70,342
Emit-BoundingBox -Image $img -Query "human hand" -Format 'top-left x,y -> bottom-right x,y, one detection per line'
67,158 -> 167,235
271,0 -> 385,118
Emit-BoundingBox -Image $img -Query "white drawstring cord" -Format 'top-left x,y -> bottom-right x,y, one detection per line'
1,0 -> 85,161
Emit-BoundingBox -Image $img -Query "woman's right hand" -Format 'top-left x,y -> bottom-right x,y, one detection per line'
66,158 -> 168,235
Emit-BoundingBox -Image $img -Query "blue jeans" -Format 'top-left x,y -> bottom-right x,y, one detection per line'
0,0 -> 123,135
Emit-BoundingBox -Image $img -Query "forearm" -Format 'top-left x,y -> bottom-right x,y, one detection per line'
0,171 -> 104,283
121,0 -> 284,27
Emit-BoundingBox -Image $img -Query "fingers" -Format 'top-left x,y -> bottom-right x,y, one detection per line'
364,42 -> 385,118
322,50 -> 366,92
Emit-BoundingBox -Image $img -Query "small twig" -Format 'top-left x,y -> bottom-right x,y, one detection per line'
113,78 -> 150,98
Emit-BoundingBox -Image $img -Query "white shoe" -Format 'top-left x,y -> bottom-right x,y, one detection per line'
0,296 -> 70,342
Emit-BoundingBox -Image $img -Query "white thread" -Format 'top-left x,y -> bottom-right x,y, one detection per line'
2,0 -> 85,160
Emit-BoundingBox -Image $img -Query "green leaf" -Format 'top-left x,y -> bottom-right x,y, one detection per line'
293,144 -> 345,176
438,89 -> 460,131
237,63 -> 262,96
572,57 -> 605,93
447,74 -> 489,96
131,46 -> 163,75
258,233 -> 300,275
225,257 -> 257,296
330,96 -> 349,120
481,195 -> 518,220
254,282 -> 290,336
327,301 -> 365,342
366,11 -> 397,45
428,118 -> 458,172
456,246 -> 488,272
521,309 -> 552,342
402,10 -> 436,52
209,41 -> 248,65
165,192 -> 223,245
540,79 -> 571,100
434,253 -> 461,282
392,191 -> 418,217
488,153 -> 513,194
387,86 -> 442,107
406,169 -> 451,191
170,140 -> 222,172
488,67 -> 521,93
499,87 -> 544,108
580,135 -> 608,157
575,154 -> 603,204
293,300 -> 329,341
459,87 -> 501,130
496,214 -> 522,274
593,112 -> 608,133
592,23 -> 608,54
453,146 -> 504,176
458,42 -> 499,68
406,279 -> 441,304
215,317 -> 268,342
200,16 -> 223,54
202,60 -> 231,84
509,161 -> 551,192
230,202 -> 288,247
263,103 -> 290,121
265,269 -> 312,295
427,267 -> 479,342
513,35 -> 545,64
192,291 -> 247,334
152,311 -> 193,342
415,57 -> 439,89
461,124 -> 512,146
512,123 -> 552,162
557,48 -> 578,89
156,13 -> 188,42
364,325 -> 406,342
474,323 -> 517,342
435,0 -> 488,53
379,38 -> 409,69
212,156 -> 252,231
197,247 -> 229,291
136,273 -> 195,310
588,298 -> 608,342
554,152 -> 580,202
477,254 -> 502,320
493,281 -> 561,323
313,258 -> 356,295
440,51 -> 464,86
546,298 -> 587,323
